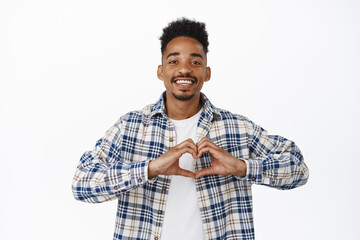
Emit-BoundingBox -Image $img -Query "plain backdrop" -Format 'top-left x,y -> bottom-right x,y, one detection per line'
1,0 -> 359,239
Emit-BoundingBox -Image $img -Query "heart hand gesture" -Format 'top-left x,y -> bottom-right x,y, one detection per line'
148,139 -> 198,178
148,137 -> 247,179
195,137 -> 246,178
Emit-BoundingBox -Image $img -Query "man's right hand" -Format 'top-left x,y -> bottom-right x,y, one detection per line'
148,139 -> 198,179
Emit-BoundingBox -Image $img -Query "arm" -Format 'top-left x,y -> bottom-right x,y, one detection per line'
195,117 -> 309,190
243,118 -> 309,189
72,119 -> 149,203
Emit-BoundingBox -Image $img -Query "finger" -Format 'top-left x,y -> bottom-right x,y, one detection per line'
197,146 -> 218,158
196,137 -> 210,148
178,139 -> 198,155
179,138 -> 197,147
197,137 -> 218,149
178,146 -> 198,157
198,137 -> 209,143
195,167 -> 216,178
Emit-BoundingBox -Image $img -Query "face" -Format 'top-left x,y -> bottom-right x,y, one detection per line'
157,36 -> 211,102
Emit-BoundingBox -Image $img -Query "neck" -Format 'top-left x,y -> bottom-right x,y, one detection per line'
165,92 -> 202,120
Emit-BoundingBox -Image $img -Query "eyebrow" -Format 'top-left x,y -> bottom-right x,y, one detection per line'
190,53 -> 203,59
165,52 -> 204,60
166,52 -> 179,59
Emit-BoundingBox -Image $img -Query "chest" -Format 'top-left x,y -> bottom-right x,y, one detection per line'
118,117 -> 250,165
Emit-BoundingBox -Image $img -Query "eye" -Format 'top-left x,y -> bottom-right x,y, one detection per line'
192,61 -> 201,65
169,60 -> 178,64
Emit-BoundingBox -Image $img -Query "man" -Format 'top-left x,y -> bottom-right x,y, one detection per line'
72,18 -> 309,240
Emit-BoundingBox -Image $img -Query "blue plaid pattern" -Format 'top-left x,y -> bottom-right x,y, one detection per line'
72,92 -> 309,240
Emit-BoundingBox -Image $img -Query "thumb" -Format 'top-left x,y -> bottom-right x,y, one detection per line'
195,168 -> 215,178
177,168 -> 196,178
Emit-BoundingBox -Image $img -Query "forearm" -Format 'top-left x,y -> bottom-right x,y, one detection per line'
243,149 -> 309,189
244,120 -> 309,189
72,150 -> 150,203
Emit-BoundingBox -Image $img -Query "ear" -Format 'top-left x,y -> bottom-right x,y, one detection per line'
157,65 -> 164,81
205,66 -> 211,82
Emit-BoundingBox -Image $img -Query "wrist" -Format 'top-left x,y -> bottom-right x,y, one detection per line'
148,160 -> 159,178
235,160 -> 247,177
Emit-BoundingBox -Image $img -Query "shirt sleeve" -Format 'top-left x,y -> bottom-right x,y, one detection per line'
240,118 -> 309,190
72,118 -> 150,203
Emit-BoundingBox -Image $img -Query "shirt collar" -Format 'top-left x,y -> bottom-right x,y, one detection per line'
148,91 -> 222,121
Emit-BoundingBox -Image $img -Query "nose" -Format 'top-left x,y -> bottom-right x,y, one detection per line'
178,62 -> 192,75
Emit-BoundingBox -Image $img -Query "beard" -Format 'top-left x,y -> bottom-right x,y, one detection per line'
172,91 -> 196,101
170,74 -> 198,101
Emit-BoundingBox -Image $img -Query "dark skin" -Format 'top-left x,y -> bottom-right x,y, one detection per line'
148,36 -> 246,179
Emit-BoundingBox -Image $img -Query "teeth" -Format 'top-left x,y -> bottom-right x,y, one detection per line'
175,80 -> 193,84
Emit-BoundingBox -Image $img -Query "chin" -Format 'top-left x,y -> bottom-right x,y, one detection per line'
172,92 -> 196,101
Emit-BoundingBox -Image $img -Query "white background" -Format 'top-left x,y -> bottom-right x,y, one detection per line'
1,0 -> 359,239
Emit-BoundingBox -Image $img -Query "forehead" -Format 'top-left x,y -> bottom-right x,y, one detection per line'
164,36 -> 205,56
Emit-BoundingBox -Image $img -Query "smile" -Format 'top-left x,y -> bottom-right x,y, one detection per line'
174,79 -> 194,85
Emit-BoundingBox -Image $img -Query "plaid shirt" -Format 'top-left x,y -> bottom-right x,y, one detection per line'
72,92 -> 309,240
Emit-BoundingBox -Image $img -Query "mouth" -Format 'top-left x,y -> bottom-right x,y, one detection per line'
174,79 -> 195,85
171,75 -> 198,88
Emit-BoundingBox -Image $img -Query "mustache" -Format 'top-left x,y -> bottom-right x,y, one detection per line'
171,74 -> 198,83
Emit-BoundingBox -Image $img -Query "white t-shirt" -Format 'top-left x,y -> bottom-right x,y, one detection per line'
161,109 -> 205,240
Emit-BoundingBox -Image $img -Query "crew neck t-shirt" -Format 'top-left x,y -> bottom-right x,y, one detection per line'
161,109 -> 205,240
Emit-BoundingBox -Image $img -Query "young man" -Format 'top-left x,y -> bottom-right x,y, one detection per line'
72,18 -> 309,240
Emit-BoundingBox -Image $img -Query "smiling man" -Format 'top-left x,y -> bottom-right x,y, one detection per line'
72,18 -> 309,240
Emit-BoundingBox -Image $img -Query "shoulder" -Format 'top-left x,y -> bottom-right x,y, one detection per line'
216,107 -> 253,124
212,107 -> 262,135
117,104 -> 154,124
201,93 -> 253,125
104,104 -> 154,138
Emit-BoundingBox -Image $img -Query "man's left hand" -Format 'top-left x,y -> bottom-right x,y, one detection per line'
195,137 -> 247,178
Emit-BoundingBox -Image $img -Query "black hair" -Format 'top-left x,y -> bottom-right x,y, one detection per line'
160,17 -> 209,54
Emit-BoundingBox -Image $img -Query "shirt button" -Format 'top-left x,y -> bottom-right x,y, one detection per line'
137,178 -> 142,183
272,180 -> 276,185
114,186 -> 118,190
158,210 -> 162,215
154,237 -> 159,240
169,137 -> 174,142
251,177 -> 256,181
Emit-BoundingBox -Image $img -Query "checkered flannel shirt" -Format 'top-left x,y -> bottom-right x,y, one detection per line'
72,92 -> 309,240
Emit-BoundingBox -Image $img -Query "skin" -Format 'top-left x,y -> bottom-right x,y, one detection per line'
148,36 -> 246,179
157,36 -> 210,120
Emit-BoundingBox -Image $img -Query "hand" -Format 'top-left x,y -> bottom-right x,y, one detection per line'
195,137 -> 247,178
148,139 -> 198,178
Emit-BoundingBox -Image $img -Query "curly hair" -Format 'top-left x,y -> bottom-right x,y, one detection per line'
160,17 -> 209,55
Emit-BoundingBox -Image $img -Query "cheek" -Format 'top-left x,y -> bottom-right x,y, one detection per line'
162,69 -> 174,78
197,71 -> 208,80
